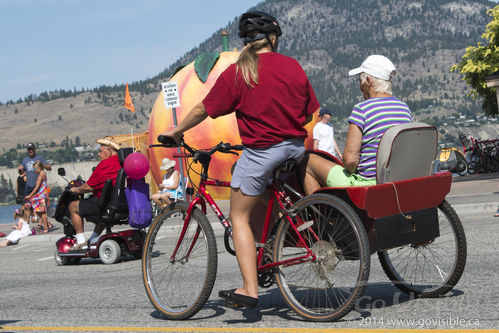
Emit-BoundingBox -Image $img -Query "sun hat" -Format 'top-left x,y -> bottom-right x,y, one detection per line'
96,136 -> 121,151
160,158 -> 176,170
348,55 -> 396,81
319,107 -> 332,117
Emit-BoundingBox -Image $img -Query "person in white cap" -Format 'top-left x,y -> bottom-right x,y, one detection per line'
151,157 -> 182,206
300,55 -> 413,193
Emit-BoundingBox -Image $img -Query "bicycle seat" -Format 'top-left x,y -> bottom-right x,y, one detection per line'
376,122 -> 437,184
272,159 -> 297,179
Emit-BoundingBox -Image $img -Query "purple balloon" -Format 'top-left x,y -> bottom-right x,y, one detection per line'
124,152 -> 150,179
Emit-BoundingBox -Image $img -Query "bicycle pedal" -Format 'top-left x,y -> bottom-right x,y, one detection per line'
224,299 -> 243,309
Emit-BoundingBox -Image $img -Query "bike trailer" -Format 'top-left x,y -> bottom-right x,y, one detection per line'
316,122 -> 447,253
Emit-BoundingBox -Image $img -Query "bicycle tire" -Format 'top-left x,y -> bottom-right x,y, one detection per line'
489,158 -> 499,173
378,200 -> 467,297
467,161 -> 476,174
456,160 -> 468,176
273,193 -> 370,321
142,201 -> 218,320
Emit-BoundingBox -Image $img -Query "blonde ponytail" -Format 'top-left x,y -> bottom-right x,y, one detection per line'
236,34 -> 275,88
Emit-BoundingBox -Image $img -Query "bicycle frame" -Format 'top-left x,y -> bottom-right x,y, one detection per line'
170,168 -> 317,271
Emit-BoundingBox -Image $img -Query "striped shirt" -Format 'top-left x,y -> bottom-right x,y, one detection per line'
348,97 -> 413,179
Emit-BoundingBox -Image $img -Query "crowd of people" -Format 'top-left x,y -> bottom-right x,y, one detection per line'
1,142 -> 53,247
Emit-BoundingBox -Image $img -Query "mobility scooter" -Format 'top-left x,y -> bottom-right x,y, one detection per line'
53,147 -> 145,265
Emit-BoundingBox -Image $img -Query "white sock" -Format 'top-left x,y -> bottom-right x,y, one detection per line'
75,233 -> 86,245
89,232 -> 101,245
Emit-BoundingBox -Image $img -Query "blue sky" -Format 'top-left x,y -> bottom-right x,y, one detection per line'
0,0 -> 263,102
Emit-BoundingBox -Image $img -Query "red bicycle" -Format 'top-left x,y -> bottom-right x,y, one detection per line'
142,136 -> 371,321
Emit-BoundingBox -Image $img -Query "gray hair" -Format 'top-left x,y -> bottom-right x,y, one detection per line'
360,72 -> 393,95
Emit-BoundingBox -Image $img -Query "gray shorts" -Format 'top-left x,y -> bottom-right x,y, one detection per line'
231,139 -> 305,196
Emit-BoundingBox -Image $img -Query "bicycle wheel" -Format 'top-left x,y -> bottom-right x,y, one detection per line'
467,160 -> 476,174
455,160 -> 468,176
378,200 -> 467,297
489,158 -> 499,173
274,193 -> 370,322
142,201 -> 218,320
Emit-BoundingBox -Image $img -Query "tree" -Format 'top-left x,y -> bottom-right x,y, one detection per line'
451,5 -> 499,116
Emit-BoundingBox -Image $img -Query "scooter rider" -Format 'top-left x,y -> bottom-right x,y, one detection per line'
68,137 -> 122,251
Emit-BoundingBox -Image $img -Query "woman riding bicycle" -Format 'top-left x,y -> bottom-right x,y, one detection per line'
160,11 -> 319,309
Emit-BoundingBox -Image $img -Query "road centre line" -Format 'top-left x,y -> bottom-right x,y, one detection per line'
1,327 -> 498,333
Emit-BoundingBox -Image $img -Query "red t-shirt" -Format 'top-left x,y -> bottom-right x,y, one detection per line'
86,155 -> 121,198
203,52 -> 319,148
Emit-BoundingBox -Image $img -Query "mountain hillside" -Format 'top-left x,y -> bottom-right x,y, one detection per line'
0,0 -> 496,153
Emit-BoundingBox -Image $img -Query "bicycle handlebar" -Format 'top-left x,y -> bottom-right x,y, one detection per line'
157,135 -> 179,147
150,135 -> 244,162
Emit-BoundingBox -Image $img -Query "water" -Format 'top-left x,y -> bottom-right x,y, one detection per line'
0,199 -> 57,225
0,204 -> 18,224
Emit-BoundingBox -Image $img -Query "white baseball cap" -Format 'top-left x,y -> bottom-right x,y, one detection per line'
348,55 -> 397,81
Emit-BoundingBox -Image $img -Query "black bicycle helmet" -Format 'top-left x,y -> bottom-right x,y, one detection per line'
239,11 -> 282,45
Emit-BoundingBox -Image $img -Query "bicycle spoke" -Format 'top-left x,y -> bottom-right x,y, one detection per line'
142,202 -> 217,320
274,193 -> 370,321
378,201 -> 466,297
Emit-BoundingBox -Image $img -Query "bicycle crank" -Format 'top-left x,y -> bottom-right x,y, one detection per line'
258,252 -> 275,288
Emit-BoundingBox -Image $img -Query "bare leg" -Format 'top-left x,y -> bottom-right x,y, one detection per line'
68,200 -> 84,234
39,212 -> 49,232
0,240 -> 9,248
229,188 -> 262,299
160,193 -> 172,205
300,154 -> 338,195
151,193 -> 162,206
152,193 -> 171,206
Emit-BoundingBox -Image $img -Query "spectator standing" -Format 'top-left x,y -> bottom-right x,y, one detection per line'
25,161 -> 52,233
313,107 -> 342,159
21,143 -> 51,196
15,166 -> 27,204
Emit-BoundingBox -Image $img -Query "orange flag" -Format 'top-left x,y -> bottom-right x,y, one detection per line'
124,83 -> 135,112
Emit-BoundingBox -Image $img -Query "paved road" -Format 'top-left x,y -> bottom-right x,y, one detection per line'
1,173 -> 498,332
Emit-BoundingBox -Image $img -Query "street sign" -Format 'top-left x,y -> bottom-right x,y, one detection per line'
161,81 -> 180,108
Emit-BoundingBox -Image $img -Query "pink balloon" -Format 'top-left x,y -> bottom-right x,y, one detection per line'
124,152 -> 150,179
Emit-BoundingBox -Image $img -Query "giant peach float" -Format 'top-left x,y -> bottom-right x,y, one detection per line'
148,51 -> 317,199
